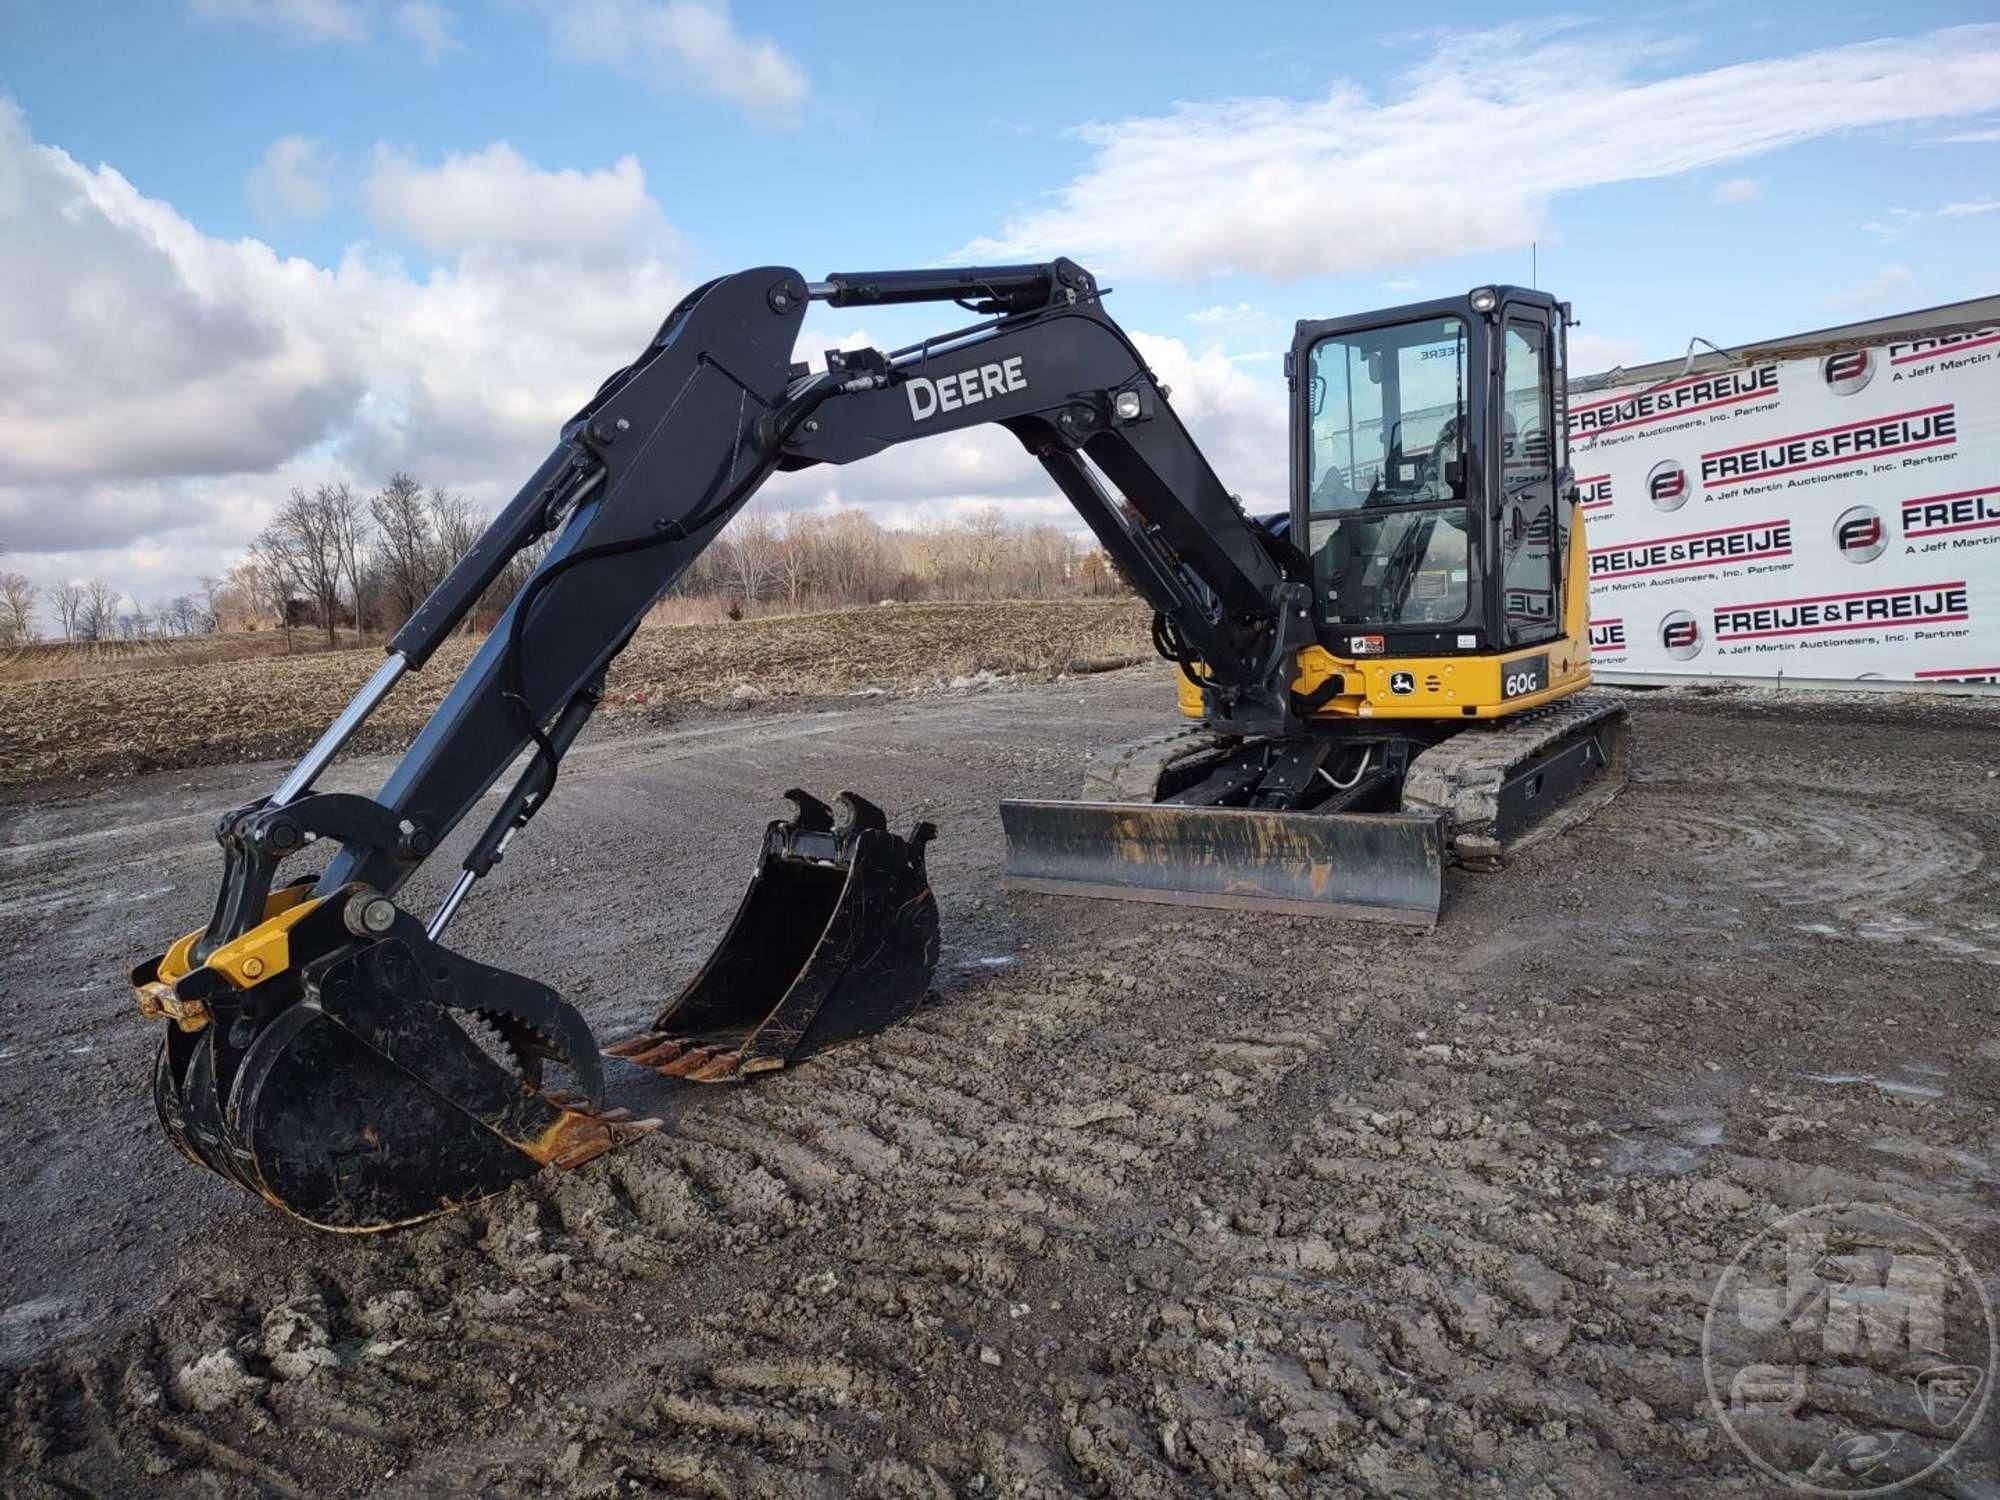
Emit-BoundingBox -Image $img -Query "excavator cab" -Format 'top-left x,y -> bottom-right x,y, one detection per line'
1295,289 -> 1567,652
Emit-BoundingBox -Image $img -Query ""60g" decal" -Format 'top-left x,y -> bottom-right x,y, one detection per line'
1502,654 -> 1549,699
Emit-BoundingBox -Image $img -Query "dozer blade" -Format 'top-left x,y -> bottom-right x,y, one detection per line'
608,790 -> 940,1082
999,800 -> 1443,925
138,898 -> 657,1233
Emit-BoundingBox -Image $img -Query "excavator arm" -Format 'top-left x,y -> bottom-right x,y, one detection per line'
137,260 -> 1317,1232
276,260 -> 1303,914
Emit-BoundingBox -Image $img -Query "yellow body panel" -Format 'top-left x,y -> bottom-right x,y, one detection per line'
1177,498 -> 1597,723
154,881 -> 323,987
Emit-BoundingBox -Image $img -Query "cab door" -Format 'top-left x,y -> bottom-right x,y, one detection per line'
1496,303 -> 1561,644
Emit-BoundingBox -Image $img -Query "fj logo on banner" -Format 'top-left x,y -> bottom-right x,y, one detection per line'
906,355 -> 1027,422
1822,348 -> 1876,396
1647,459 -> 1691,512
1660,609 -> 1704,660
1833,505 -> 1888,563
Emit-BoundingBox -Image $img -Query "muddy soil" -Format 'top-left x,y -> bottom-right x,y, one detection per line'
2,667 -> 1996,1496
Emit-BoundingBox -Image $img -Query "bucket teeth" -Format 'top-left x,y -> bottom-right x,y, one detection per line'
537,1103 -> 662,1170
604,1035 -> 750,1081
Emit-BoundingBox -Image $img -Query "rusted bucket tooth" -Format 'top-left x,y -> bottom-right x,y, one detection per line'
607,790 -> 939,1082
139,894 -> 657,1233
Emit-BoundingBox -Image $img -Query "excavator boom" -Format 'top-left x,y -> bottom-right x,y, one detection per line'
134,260 -> 1348,1231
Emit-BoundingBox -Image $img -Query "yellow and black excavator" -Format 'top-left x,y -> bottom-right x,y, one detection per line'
132,261 -> 1626,1231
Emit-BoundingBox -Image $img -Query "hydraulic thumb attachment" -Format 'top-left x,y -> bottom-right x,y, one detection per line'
135,786 -> 940,1233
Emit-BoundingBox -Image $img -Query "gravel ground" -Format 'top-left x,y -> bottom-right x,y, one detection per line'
2,665 -> 1996,1496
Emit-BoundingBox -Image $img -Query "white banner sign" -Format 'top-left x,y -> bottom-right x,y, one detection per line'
1570,325 -> 2000,685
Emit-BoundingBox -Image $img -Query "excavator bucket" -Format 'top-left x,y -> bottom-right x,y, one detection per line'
999,801 -> 1444,925
136,890 -> 655,1233
607,790 -> 940,1081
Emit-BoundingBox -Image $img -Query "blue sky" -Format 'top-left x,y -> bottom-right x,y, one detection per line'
2,0 -> 1997,608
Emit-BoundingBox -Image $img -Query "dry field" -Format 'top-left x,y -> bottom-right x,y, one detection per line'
0,631 -> 345,685
0,601 -> 1148,788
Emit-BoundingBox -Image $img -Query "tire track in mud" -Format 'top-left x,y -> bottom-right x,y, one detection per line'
1,932 -> 1336,1496
11,915 -> 1998,1496
1633,785 -> 1985,906
7,691 -> 2000,1496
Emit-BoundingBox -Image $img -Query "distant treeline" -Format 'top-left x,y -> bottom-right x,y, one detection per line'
0,477 -> 1125,648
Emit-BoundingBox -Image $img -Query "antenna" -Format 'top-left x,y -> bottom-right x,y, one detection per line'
1531,241 -> 1537,287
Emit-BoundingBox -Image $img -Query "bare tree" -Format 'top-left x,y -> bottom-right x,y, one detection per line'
0,571 -> 38,644
79,579 -> 122,642
428,486 -> 482,632
326,483 -> 371,637
196,574 -> 224,633
51,579 -> 83,642
428,485 -> 481,566
370,473 -> 436,628
267,485 -> 348,647
725,507 -> 779,607
774,513 -> 815,608
239,538 -> 297,651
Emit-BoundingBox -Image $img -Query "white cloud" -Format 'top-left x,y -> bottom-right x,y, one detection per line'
1864,196 -> 1999,240
1711,176 -> 1763,204
364,142 -> 671,258
965,23 -> 2000,279
0,100 -> 690,603
1384,278 -> 1423,294
540,0 -> 809,124
1825,264 -> 1916,313
246,134 -> 336,220
392,1 -> 461,61
186,0 -> 371,43
1186,302 -> 1267,327
0,100 -> 1292,613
